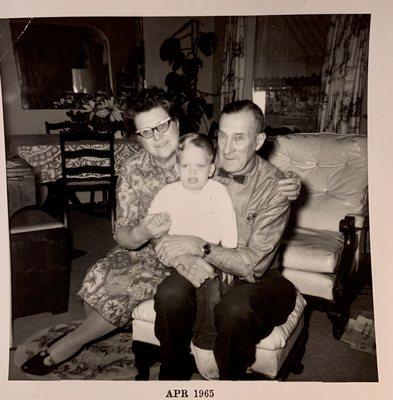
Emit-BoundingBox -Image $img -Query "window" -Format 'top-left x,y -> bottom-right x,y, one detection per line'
253,15 -> 330,132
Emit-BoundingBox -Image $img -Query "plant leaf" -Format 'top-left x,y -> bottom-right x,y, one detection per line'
198,32 -> 217,57
160,38 -> 181,62
172,51 -> 185,71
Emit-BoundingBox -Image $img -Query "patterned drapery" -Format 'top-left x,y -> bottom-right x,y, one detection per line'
319,15 -> 370,134
220,17 -> 246,107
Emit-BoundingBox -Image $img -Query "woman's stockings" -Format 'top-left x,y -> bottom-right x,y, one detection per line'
47,305 -> 116,364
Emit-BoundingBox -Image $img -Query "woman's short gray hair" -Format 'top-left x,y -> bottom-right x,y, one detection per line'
124,87 -> 177,135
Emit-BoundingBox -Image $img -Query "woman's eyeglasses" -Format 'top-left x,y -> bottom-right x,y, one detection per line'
135,117 -> 172,139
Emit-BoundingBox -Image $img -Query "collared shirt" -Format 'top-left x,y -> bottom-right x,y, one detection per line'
213,155 -> 290,282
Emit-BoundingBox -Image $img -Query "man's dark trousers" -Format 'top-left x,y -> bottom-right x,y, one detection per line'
154,268 -> 296,380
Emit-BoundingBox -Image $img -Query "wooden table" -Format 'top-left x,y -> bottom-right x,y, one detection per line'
7,134 -> 140,219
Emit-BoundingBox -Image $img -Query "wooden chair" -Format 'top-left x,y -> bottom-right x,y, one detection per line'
59,130 -> 116,228
45,121 -> 76,134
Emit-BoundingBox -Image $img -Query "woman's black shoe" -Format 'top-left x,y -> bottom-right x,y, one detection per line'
20,332 -> 68,376
21,349 -> 58,375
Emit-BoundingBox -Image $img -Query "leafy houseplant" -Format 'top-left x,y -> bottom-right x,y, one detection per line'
160,19 -> 217,134
54,92 -> 126,134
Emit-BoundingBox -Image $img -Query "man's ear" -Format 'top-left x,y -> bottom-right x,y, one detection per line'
209,163 -> 216,177
255,132 -> 266,152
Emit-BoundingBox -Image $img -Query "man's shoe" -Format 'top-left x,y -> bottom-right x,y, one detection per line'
159,354 -> 196,380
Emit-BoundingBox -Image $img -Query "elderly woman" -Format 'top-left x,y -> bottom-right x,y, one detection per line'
21,87 -> 300,376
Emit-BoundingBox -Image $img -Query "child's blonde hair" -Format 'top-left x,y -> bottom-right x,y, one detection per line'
177,133 -> 215,163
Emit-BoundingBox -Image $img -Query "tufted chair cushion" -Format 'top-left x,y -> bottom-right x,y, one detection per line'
281,227 -> 344,273
267,133 -> 368,231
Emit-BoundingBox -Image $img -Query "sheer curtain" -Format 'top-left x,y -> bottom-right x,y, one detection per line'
220,17 -> 246,107
319,15 -> 370,134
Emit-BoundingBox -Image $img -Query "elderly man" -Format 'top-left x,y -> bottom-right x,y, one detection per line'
154,100 -> 298,380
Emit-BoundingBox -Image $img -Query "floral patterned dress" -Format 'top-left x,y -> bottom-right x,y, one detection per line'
77,149 -> 179,327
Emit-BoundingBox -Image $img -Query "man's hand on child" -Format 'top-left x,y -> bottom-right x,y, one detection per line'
169,255 -> 216,287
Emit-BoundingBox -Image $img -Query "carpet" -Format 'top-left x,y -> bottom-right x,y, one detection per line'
14,321 -> 160,380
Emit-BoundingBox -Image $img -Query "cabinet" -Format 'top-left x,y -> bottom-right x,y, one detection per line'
10,210 -> 72,319
6,157 -> 36,217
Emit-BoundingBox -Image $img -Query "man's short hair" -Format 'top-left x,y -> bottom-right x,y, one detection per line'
221,100 -> 265,133
177,133 -> 215,163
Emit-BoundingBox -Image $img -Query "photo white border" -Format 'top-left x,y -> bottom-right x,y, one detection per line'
0,0 -> 392,399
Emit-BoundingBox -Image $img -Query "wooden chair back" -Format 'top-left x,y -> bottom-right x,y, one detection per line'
59,130 -> 115,185
45,121 -> 75,134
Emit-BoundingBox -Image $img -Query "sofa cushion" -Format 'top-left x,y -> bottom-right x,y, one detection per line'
282,227 -> 344,273
251,314 -> 305,378
132,298 -> 156,323
257,291 -> 306,350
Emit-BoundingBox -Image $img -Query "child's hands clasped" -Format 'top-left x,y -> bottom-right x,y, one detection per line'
142,212 -> 171,239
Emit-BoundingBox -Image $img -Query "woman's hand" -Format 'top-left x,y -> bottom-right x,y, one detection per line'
278,171 -> 301,201
155,235 -> 204,264
141,213 -> 171,239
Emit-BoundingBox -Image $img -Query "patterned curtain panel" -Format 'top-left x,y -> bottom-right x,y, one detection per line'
220,17 -> 246,107
319,15 -> 370,134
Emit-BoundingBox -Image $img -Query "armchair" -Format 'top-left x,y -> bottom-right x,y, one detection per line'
266,132 -> 368,339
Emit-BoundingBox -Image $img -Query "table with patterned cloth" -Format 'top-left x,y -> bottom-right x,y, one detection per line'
7,134 -> 140,183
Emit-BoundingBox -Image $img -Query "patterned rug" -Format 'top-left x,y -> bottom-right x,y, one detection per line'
14,321 -> 160,380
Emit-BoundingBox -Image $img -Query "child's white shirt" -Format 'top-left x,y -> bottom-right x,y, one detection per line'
148,180 -> 237,248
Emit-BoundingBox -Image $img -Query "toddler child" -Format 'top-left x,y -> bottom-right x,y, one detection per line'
147,132 -> 238,351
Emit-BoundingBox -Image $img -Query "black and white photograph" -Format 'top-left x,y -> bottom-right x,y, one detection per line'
0,1 -> 392,399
